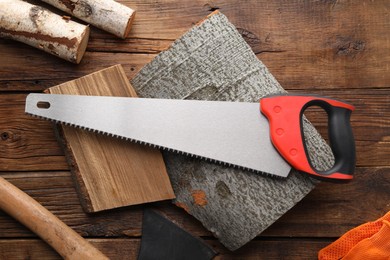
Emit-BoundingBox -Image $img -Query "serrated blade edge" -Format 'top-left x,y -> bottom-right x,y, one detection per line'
25,94 -> 291,178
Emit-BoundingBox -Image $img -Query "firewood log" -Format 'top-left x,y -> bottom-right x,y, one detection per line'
40,0 -> 135,38
0,0 -> 90,64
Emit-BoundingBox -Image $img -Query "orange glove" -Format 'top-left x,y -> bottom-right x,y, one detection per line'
318,211 -> 390,260
342,220 -> 390,260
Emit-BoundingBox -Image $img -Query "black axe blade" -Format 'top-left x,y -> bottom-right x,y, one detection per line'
137,209 -> 217,260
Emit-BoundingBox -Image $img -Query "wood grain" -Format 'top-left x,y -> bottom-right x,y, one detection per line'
0,176 -> 108,259
0,0 -> 385,90
0,239 -> 139,260
46,65 -> 175,212
0,0 -> 388,258
0,238 -> 331,260
0,168 -> 388,238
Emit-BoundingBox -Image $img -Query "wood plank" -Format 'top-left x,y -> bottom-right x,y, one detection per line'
45,65 -> 174,212
0,238 -> 139,260
0,44 -> 156,83
0,0 -> 386,90
0,0 -> 389,91
0,40 -> 388,92
0,164 -> 387,238
102,0 -> 390,90
0,171 -> 146,238
0,238 -> 331,260
263,167 -> 390,237
0,94 -> 67,171
0,40 -> 387,93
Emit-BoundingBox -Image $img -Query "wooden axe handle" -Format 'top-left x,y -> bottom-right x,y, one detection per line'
0,176 -> 108,259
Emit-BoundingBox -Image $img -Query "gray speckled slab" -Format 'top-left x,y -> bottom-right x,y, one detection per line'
131,12 -> 334,251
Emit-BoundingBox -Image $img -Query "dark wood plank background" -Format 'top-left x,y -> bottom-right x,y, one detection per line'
0,1 -> 389,259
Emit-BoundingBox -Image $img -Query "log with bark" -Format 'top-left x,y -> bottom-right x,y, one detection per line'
0,0 -> 90,64
131,11 -> 333,251
40,0 -> 136,38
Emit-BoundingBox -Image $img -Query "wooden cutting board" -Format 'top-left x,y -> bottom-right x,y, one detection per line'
46,65 -> 175,212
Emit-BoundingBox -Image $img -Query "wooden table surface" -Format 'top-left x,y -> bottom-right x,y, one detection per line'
0,1 -> 389,259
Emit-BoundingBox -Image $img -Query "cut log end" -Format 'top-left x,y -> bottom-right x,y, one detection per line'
122,11 -> 136,39
75,26 -> 90,64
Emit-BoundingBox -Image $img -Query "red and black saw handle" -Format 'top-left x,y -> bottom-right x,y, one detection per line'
260,95 -> 356,181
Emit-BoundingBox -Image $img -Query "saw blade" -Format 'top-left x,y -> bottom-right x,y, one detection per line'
25,94 -> 291,177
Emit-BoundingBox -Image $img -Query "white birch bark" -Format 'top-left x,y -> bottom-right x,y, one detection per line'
0,0 -> 90,64
40,0 -> 135,38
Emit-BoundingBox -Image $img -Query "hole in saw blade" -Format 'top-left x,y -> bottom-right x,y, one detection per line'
37,101 -> 51,109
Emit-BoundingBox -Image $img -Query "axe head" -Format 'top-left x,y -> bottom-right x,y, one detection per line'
137,209 -> 217,260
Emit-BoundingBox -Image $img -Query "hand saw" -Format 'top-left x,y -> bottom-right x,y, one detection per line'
25,93 -> 355,181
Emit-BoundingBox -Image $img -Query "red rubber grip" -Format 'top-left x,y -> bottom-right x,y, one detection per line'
260,95 -> 355,181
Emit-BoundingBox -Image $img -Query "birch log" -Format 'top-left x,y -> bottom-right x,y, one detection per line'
40,0 -> 135,38
0,0 -> 90,64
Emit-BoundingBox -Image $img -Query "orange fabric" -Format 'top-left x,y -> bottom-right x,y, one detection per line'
343,220 -> 390,260
318,211 -> 390,260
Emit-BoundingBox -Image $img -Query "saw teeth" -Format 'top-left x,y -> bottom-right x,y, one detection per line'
25,112 -> 282,178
